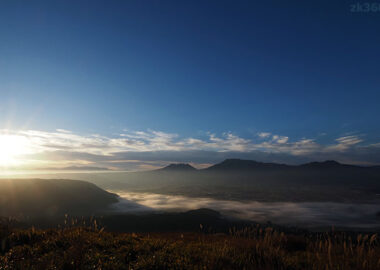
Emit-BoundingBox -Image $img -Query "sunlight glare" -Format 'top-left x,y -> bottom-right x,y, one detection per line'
0,134 -> 31,166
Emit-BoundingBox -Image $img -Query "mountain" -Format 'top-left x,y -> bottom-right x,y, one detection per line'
205,159 -> 290,171
299,160 -> 347,169
98,158 -> 380,203
159,163 -> 197,171
55,159 -> 380,204
205,159 -> 372,171
0,179 -> 118,217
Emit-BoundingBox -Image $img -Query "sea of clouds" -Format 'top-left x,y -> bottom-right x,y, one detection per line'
110,191 -> 380,229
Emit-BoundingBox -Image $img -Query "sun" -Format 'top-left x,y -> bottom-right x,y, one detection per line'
0,134 -> 31,166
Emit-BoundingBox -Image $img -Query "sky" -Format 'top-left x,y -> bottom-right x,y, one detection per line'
0,0 -> 380,171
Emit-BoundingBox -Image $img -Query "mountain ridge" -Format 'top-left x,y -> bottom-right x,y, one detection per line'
156,159 -> 374,172
204,158 -> 290,171
158,163 -> 197,171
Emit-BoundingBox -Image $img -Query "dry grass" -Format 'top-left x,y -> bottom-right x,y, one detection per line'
0,222 -> 379,269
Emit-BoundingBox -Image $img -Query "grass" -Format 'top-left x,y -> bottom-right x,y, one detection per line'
0,222 -> 380,269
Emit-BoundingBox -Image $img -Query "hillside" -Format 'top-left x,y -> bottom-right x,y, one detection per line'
205,158 -> 290,171
205,159 -> 374,171
0,224 -> 379,270
0,179 -> 118,217
158,163 -> 197,171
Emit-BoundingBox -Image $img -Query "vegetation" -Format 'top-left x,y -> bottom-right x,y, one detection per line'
1,222 -> 379,269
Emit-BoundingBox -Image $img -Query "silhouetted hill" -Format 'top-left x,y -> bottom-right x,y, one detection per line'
205,158 -> 290,171
159,163 -> 197,171
299,160 -> 347,169
0,179 -> 118,217
101,208 -> 227,232
18,208 -> 231,232
204,159 -> 371,172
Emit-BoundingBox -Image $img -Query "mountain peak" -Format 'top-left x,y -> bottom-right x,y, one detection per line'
301,160 -> 342,168
160,163 -> 196,171
205,159 -> 288,171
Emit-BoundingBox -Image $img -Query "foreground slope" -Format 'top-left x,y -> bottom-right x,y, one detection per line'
0,225 -> 379,270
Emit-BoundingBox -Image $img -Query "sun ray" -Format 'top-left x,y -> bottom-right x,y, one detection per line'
0,134 -> 32,167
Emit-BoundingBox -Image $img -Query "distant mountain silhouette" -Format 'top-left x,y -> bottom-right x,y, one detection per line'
299,160 -> 347,169
100,158 -> 380,204
159,163 -> 197,171
203,159 -> 371,172
204,159 -> 290,171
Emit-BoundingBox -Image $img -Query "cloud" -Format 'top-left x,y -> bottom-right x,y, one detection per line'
113,191 -> 380,228
55,129 -> 72,133
257,132 -> 271,138
325,135 -> 363,152
0,129 -> 379,171
272,135 -> 289,144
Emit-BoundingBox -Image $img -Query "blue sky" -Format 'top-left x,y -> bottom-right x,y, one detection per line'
0,1 -> 380,170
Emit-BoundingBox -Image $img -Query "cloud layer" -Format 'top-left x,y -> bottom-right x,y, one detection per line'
114,191 -> 380,228
0,128 -> 379,171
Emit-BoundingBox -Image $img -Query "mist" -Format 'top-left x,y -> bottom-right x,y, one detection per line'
111,191 -> 380,229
